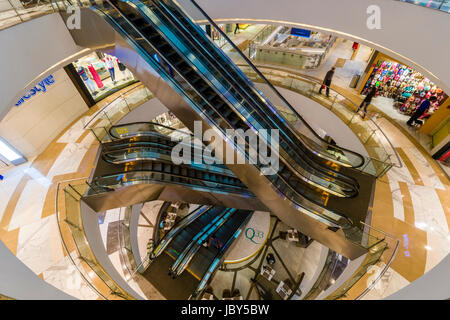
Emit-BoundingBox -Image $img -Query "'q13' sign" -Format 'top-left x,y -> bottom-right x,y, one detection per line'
245,227 -> 264,244
15,75 -> 55,106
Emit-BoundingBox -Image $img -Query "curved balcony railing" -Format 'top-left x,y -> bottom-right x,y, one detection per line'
396,0 -> 450,13
1,0 -> 448,35
55,178 -> 136,300
325,222 -> 400,300
236,64 -> 402,178
84,83 -> 154,141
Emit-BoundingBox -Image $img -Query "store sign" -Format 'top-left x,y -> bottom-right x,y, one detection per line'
245,227 -> 265,244
15,75 -> 55,106
290,28 -> 311,38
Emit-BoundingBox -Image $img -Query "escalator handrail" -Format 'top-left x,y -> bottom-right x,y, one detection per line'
109,121 -> 193,140
186,0 -> 366,169
101,146 -> 238,177
137,0 -> 360,195
100,133 -> 350,226
93,168 -> 252,193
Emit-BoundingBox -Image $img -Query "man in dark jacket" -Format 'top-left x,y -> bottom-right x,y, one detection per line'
357,86 -> 377,118
319,67 -> 335,97
407,96 -> 437,126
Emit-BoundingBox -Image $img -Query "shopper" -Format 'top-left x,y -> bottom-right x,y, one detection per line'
234,23 -> 240,34
207,234 -> 223,250
357,86 -> 377,119
407,96 -> 437,127
266,253 -> 275,265
319,67 -> 335,97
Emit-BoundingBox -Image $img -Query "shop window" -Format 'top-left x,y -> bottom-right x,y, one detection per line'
72,52 -> 138,103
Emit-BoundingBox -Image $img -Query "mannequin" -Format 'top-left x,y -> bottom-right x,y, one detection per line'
103,56 -> 116,83
116,58 -> 129,80
87,63 -> 104,88
77,66 -> 96,93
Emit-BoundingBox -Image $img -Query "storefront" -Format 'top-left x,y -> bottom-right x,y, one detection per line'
360,53 -> 448,120
249,27 -> 336,70
71,52 -> 138,104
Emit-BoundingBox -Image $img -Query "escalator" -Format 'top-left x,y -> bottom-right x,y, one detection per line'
152,204 -> 211,259
83,123 -> 266,212
164,206 -> 228,263
77,0 -> 378,258
97,0 -> 360,200
168,207 -> 236,276
142,204 -> 252,299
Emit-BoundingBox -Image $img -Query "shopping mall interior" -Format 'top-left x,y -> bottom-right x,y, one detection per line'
0,0 -> 449,301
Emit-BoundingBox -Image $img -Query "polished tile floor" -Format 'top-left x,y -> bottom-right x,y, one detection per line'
0,72 -> 448,299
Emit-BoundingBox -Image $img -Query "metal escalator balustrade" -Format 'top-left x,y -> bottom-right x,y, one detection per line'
99,123 -> 349,229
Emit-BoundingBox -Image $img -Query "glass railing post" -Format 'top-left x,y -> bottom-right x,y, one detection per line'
103,110 -> 112,126
90,128 -> 102,143
122,94 -> 131,112
364,130 -> 376,144
103,127 -> 113,141
348,112 -> 357,125
331,94 -> 337,111
361,158 -> 371,172
7,0 -> 23,22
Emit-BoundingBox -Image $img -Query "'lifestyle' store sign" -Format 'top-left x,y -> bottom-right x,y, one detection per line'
15,75 -> 55,106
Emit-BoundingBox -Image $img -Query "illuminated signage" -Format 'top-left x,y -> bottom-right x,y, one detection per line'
15,75 -> 55,106
290,28 -> 311,38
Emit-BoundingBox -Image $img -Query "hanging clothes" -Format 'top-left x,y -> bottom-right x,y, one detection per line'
87,64 -> 104,88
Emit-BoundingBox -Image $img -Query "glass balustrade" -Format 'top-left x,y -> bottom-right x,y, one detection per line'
237,64 -> 401,178
56,179 -> 136,300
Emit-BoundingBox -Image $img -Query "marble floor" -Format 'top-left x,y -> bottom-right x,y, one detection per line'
209,217 -> 329,300
0,85 -> 158,299
0,48 -> 449,299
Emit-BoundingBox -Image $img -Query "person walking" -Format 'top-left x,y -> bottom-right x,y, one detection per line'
407,96 -> 437,127
357,86 -> 377,119
234,23 -> 240,34
319,67 -> 335,97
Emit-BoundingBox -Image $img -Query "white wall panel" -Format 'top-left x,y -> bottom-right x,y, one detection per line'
0,69 -> 88,158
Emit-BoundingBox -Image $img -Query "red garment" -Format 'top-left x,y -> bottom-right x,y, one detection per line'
87,64 -> 104,88
352,42 -> 359,50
